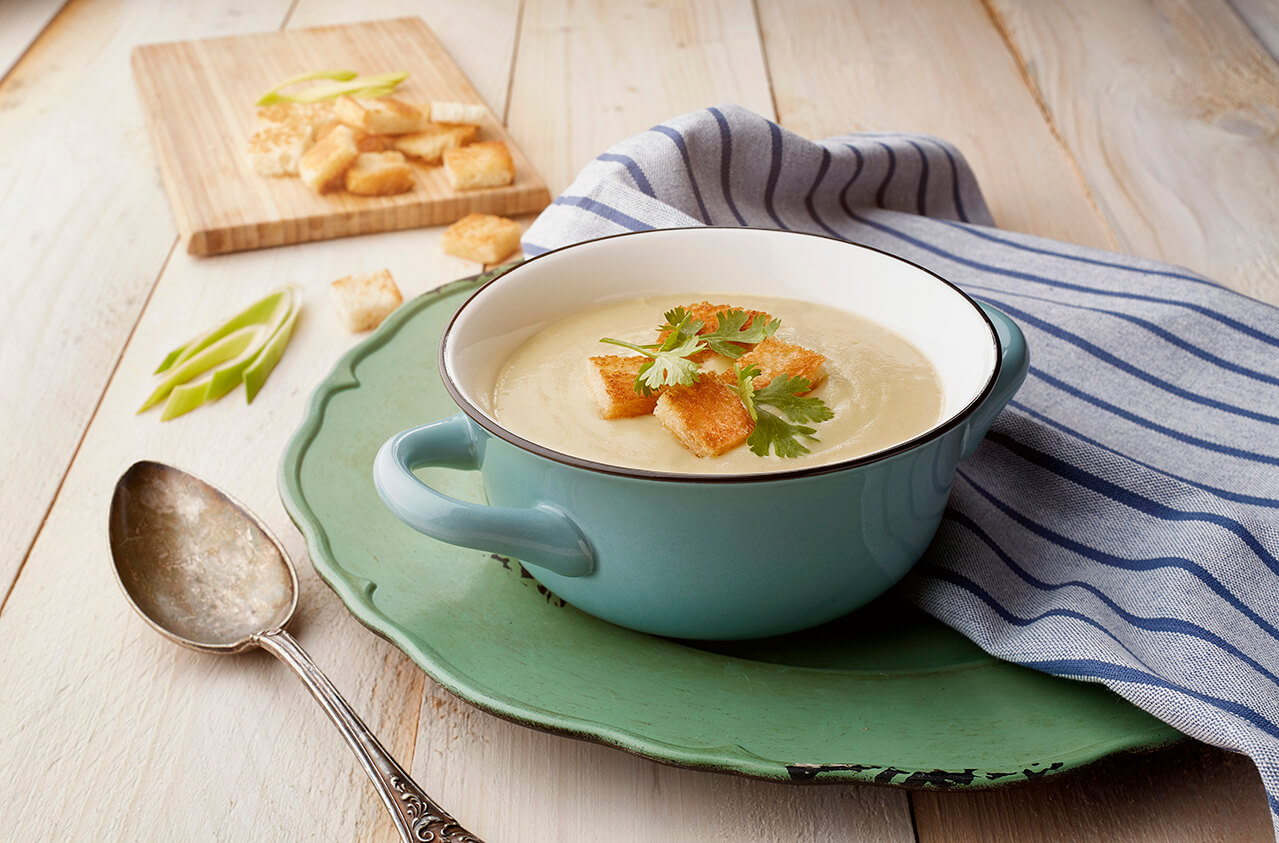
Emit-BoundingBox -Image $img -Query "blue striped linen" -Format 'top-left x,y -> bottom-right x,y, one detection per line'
522,104 -> 1279,835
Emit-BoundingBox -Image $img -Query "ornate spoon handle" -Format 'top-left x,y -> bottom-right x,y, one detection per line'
255,628 -> 483,842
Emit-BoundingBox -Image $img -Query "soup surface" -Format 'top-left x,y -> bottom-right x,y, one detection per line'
491,294 -> 944,474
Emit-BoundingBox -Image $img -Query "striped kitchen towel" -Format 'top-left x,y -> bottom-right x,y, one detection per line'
523,103 -> 1279,836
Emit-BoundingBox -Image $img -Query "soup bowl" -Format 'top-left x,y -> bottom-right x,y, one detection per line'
374,228 -> 1027,640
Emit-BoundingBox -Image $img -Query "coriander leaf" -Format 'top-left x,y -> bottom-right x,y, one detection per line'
636,332 -> 703,393
699,309 -> 780,358
733,363 -> 762,422
753,375 -> 835,423
747,407 -> 818,458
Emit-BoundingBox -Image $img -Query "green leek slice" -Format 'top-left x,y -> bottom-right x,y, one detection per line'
256,71 -> 409,106
141,286 -> 302,420
255,69 -> 359,106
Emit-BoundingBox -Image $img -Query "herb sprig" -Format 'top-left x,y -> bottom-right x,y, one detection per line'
599,307 -> 780,395
732,364 -> 835,458
599,307 -> 832,458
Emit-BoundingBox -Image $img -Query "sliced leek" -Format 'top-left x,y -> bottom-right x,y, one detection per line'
140,286 -> 302,420
255,70 -> 409,106
255,69 -> 359,106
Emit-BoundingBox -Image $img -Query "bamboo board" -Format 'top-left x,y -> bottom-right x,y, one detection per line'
131,17 -> 550,255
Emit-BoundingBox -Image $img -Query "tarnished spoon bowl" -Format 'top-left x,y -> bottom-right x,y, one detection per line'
108,461 -> 480,843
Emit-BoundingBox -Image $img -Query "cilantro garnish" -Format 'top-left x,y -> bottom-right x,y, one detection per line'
599,307 -> 833,458
732,366 -> 834,458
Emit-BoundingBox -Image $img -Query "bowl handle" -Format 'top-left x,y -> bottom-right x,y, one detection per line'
373,414 -> 594,577
960,303 -> 1029,460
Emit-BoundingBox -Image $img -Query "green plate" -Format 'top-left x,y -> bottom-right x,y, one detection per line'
279,276 -> 1183,788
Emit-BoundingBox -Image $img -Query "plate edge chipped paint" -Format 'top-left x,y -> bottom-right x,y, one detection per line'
277,272 -> 1185,790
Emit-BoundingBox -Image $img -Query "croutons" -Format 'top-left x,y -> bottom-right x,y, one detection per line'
735,337 -> 827,392
245,122 -> 314,176
256,101 -> 340,137
657,302 -> 774,361
429,101 -> 488,125
586,356 -> 659,420
393,123 -> 479,164
299,124 -> 361,194
654,377 -> 754,458
441,213 -> 521,264
443,141 -> 515,190
344,151 -> 414,196
330,268 -> 403,331
334,96 -> 425,135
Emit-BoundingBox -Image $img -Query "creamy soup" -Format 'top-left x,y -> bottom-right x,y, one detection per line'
491,294 -> 944,474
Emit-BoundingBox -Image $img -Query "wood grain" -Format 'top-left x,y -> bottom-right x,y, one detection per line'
132,17 -> 550,256
0,0 -> 294,602
987,0 -> 1279,303
912,741 -> 1274,843
0,0 -> 66,80
755,0 -> 1116,250
507,0 -> 775,194
1230,0 -> 1279,62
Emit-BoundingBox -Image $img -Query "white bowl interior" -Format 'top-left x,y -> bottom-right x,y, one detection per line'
446,229 -> 995,440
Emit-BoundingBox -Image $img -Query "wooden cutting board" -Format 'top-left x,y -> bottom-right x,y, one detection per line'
131,17 -> 551,256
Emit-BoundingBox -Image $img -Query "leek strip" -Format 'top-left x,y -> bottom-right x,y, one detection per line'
272,72 -> 409,104
244,295 -> 302,403
138,327 -> 258,412
155,289 -> 290,374
256,69 -> 358,106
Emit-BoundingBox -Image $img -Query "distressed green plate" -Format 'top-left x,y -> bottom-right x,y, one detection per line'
279,276 -> 1183,788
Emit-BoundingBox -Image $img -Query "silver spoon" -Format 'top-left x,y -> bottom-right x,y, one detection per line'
108,461 -> 482,843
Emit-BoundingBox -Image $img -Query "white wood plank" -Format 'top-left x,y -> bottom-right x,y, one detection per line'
1229,0 -> 1279,62
0,0 -> 65,80
0,0 -> 296,595
755,0 -> 1116,251
988,0 -> 1279,303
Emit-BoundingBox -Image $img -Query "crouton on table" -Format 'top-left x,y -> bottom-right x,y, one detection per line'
586,356 -> 660,419
331,268 -> 403,332
654,377 -> 754,457
441,213 -> 522,264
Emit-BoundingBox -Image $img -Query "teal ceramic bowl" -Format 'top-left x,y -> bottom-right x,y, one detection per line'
374,228 -> 1027,640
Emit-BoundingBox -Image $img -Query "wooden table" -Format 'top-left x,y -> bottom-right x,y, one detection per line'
2,1 -> 1275,840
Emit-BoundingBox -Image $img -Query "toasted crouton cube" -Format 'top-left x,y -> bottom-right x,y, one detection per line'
736,337 -> 827,392
443,141 -> 515,190
256,101 -> 339,137
299,124 -> 360,193
393,123 -> 479,164
654,377 -> 754,457
334,96 -> 425,135
429,101 -> 489,125
657,302 -> 774,361
585,356 -> 659,419
344,151 -> 414,196
331,269 -> 403,332
245,122 -> 314,176
441,213 -> 522,264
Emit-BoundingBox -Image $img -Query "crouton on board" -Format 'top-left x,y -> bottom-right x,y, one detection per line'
443,141 -> 515,190
334,96 -> 425,135
331,268 -> 403,332
430,101 -> 489,125
654,377 -> 754,457
441,213 -> 522,264
393,123 -> 479,164
344,151 -> 414,196
586,356 -> 659,420
735,337 -> 827,392
245,123 -> 314,177
299,124 -> 361,194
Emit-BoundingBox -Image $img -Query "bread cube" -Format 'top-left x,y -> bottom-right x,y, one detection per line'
344,151 -> 414,196
443,141 -> 515,190
654,377 -> 754,457
736,337 -> 827,392
245,122 -> 314,176
299,124 -> 360,194
429,101 -> 488,125
331,269 -> 403,332
393,123 -> 479,164
334,96 -> 425,135
256,101 -> 339,137
441,213 -> 522,264
585,356 -> 659,419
